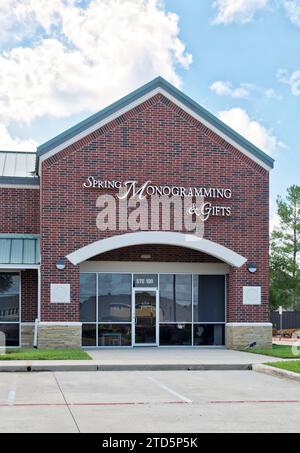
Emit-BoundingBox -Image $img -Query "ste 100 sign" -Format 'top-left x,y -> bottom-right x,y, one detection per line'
133,274 -> 158,288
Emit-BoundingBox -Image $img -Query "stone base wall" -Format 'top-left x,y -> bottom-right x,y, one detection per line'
37,323 -> 82,349
21,323 -> 35,348
226,323 -> 272,349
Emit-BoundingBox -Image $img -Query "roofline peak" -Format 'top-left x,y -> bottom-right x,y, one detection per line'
36,76 -> 274,171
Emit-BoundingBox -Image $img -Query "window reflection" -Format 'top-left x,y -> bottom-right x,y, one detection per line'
79,272 -> 226,348
80,274 -> 96,322
0,273 -> 19,322
98,274 -> 131,322
99,324 -> 131,346
193,324 -> 224,346
159,274 -> 192,322
0,324 -> 19,346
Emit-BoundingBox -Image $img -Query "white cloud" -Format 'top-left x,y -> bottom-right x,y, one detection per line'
270,211 -> 280,232
0,0 -> 192,126
212,0 -> 268,24
265,88 -> 282,99
277,68 -> 300,95
0,124 -> 37,151
282,0 -> 300,26
218,107 -> 282,154
210,80 -> 251,98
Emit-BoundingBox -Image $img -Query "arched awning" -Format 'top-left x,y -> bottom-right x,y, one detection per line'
66,232 -> 247,268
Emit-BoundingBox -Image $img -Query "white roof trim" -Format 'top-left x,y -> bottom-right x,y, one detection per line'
66,232 -> 247,268
39,87 -> 271,171
0,184 -> 39,189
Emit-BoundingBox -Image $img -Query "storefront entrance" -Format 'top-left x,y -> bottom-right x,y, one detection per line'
80,270 -> 226,348
133,289 -> 158,346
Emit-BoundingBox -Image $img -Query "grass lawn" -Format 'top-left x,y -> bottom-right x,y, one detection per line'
0,348 -> 91,360
266,361 -> 300,374
243,344 -> 300,359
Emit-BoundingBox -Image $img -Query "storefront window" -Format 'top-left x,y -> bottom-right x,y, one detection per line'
80,274 -> 96,322
80,272 -> 225,347
98,273 -> 131,322
0,323 -> 19,347
159,274 -> 192,322
159,323 -> 192,345
0,273 -> 20,347
193,324 -> 224,346
82,324 -> 97,347
0,273 -> 20,322
193,275 -> 225,323
98,324 -> 131,347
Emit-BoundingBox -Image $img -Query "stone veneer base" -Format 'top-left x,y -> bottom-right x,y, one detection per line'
226,323 -> 272,349
20,323 -> 272,350
37,323 -> 82,349
20,323 -> 35,348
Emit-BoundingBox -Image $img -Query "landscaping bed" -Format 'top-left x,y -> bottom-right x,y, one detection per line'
0,348 -> 91,360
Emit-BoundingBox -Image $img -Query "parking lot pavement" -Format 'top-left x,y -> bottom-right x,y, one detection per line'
0,370 -> 300,433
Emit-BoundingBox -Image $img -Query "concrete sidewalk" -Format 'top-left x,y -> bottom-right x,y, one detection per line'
0,348 -> 287,372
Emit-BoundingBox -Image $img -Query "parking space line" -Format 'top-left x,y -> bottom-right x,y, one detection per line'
147,376 -> 192,403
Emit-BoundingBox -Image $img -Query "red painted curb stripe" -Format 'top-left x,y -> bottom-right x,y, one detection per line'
210,400 -> 300,404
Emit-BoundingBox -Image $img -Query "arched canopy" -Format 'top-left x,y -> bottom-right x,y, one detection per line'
66,232 -> 247,268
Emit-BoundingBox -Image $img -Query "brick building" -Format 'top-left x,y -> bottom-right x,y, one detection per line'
0,77 -> 274,349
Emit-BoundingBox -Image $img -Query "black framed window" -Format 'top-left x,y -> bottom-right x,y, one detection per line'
80,273 -> 97,322
98,273 -> 131,322
82,324 -> 97,347
159,274 -> 192,322
193,275 -> 225,323
98,324 -> 131,347
193,324 -> 225,346
0,273 -> 20,323
159,323 -> 192,346
0,324 -> 19,347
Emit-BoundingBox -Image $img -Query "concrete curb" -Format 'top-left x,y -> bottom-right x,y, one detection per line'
96,364 -> 252,371
0,361 -> 253,372
252,363 -> 300,383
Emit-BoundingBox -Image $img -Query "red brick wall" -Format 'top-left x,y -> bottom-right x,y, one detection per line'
0,188 -> 40,234
39,93 -> 270,323
91,244 -> 221,262
21,269 -> 38,322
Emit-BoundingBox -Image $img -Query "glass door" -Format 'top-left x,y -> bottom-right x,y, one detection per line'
133,289 -> 158,346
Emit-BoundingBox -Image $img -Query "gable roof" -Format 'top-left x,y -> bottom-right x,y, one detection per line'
37,76 -> 274,170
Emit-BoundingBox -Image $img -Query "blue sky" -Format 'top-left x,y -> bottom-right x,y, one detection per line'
163,0 -> 300,226
0,0 -> 299,226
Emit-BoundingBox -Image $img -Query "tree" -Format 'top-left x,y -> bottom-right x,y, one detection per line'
270,185 -> 300,310
0,273 -> 13,294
